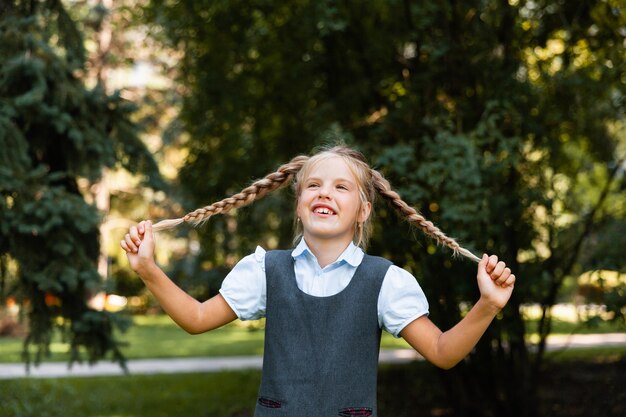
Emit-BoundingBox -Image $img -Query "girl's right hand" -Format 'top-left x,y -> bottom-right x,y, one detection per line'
121,220 -> 156,275
476,254 -> 515,311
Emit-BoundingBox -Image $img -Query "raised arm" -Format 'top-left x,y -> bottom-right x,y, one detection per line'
121,220 -> 237,334
400,254 -> 515,369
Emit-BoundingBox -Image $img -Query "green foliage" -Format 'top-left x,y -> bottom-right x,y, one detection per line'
0,1 -> 160,368
144,1 -> 626,415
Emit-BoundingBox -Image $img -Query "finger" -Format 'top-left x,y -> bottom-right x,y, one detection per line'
138,220 -> 147,235
120,240 -> 131,253
479,253 -> 489,268
124,233 -> 137,252
487,255 -> 498,273
495,267 -> 511,285
492,261 -> 506,280
129,226 -> 142,247
502,274 -> 516,288
142,220 -> 153,245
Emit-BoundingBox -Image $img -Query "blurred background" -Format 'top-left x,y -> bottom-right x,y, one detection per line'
1,0 -> 625,416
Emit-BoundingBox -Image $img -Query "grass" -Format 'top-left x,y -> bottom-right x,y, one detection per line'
0,370 -> 262,417
0,363 -> 438,417
0,362 -> 447,417
0,313 -> 623,417
1,313 -> 623,417
525,316 -> 625,336
544,344 -> 626,362
0,315 -> 411,363
0,314 -> 623,364
3,358 -> 624,417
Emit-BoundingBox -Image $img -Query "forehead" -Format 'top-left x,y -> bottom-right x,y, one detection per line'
304,156 -> 357,182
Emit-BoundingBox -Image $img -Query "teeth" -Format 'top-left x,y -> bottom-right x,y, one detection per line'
314,207 -> 333,215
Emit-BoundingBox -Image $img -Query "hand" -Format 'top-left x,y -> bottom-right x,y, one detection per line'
477,254 -> 516,311
121,220 -> 156,275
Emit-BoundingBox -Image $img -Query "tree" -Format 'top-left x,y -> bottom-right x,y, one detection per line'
0,0 -> 161,367
145,1 -> 625,415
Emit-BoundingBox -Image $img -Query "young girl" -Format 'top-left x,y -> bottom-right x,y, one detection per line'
121,146 -> 515,417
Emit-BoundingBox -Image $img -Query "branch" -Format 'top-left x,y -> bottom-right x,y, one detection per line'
533,154 -> 626,370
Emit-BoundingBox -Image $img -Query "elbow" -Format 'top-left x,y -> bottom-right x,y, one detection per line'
184,326 -> 204,335
180,305 -> 212,334
419,353 -> 459,370
181,321 -> 219,335
183,322 -> 216,335
178,318 -> 209,335
435,360 -> 459,370
429,348 -> 463,370
427,335 -> 460,370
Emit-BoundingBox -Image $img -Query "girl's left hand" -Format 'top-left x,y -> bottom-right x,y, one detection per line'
477,254 -> 516,310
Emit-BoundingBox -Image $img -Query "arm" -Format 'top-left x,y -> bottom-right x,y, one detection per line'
121,220 -> 237,334
400,254 -> 515,369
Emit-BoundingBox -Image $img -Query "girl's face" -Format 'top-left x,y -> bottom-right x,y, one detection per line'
296,156 -> 371,247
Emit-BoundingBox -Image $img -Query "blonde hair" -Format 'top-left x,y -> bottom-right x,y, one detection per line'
152,146 -> 481,262
291,147 -> 375,249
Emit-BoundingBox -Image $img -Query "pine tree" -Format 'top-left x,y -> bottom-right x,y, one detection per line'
0,0 -> 161,367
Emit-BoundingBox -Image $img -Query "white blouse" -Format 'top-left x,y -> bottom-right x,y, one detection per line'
219,239 -> 429,337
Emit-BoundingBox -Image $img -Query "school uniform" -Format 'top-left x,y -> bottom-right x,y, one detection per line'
220,239 -> 429,417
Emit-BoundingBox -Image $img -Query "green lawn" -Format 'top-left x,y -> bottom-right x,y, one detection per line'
0,315 -> 411,363
525,316 -> 626,335
0,315 -> 624,417
0,362 -> 447,417
3,357 -> 624,417
0,314 -> 623,364
1,315 -> 623,417
544,344 -> 626,362
0,370 -> 262,417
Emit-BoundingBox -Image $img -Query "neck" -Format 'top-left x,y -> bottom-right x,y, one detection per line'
302,236 -> 352,268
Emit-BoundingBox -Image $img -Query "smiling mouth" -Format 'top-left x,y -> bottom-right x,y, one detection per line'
313,207 -> 336,215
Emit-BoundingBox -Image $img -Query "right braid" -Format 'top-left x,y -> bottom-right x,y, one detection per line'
370,169 -> 481,263
148,146 -> 480,263
152,155 -> 309,232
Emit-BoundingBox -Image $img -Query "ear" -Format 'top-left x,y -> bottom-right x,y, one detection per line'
295,195 -> 304,219
358,201 -> 372,223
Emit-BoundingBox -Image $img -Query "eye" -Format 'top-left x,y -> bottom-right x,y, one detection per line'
337,184 -> 349,191
306,182 -> 319,189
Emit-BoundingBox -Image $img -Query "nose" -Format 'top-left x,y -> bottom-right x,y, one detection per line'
317,184 -> 332,199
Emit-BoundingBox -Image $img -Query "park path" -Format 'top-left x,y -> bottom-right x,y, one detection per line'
0,333 -> 625,380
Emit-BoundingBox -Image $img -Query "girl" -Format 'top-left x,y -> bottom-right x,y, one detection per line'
121,146 -> 515,417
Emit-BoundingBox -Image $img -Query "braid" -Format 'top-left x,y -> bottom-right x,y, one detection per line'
152,155 -> 309,232
370,169 -> 481,263
148,146 -> 480,263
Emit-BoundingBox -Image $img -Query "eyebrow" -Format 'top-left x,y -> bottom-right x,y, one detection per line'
305,176 -> 356,185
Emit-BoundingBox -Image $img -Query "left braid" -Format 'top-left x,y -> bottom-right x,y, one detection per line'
152,155 -> 309,232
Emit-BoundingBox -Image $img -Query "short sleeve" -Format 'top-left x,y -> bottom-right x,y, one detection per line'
378,265 -> 429,338
219,246 -> 267,320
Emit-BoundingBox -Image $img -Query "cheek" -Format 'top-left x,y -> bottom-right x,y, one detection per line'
340,195 -> 361,216
295,195 -> 308,217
